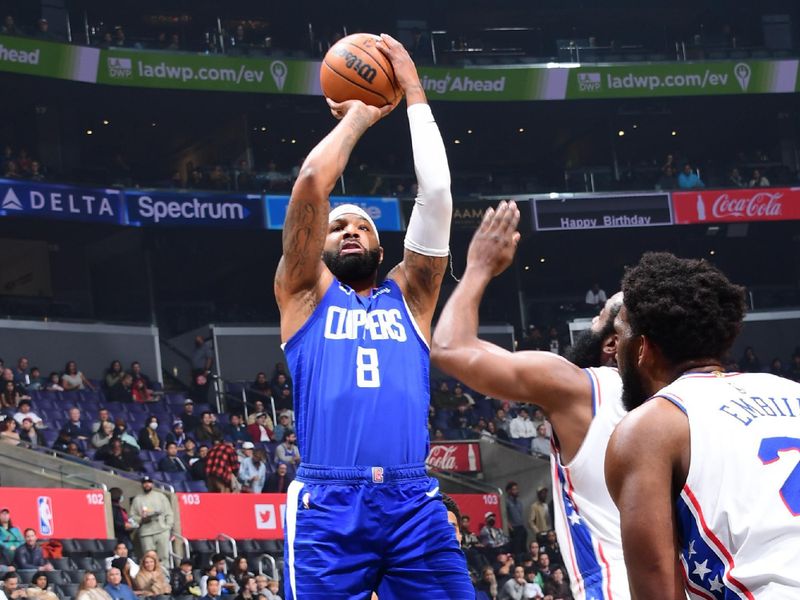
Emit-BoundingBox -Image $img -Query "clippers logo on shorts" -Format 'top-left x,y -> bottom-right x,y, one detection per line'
37,496 -> 54,536
372,467 -> 384,483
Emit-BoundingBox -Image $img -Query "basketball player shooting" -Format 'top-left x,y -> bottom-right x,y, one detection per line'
432,201 -> 633,600
274,34 -> 472,599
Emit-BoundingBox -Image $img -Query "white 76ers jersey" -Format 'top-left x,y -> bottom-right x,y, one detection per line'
658,372 -> 800,599
552,366 -> 630,600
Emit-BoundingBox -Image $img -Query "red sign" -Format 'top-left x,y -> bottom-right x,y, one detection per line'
450,493 -> 503,530
426,442 -> 482,473
672,187 -> 800,224
0,488 -> 109,539
178,493 -> 286,540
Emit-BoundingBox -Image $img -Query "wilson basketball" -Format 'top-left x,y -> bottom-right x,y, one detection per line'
320,33 -> 400,107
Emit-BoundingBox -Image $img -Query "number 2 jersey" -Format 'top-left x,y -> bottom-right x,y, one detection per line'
283,277 -> 430,468
658,372 -> 800,599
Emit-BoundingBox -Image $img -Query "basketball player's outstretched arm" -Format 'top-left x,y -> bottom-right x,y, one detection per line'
275,99 -> 393,340
378,34 -> 450,339
605,399 -> 689,600
432,202 -> 591,425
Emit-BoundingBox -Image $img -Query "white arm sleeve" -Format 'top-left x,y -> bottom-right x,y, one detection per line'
404,103 -> 452,257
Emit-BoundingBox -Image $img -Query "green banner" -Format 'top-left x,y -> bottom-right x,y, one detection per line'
1,34 -> 798,100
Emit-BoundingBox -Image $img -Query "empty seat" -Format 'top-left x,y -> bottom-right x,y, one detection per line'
50,557 -> 76,571
187,480 -> 208,492
60,582 -> 80,598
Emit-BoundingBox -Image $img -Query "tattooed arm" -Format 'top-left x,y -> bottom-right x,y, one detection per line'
275,99 -> 394,341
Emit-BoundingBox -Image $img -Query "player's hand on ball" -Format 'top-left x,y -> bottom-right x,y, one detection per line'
376,33 -> 420,94
326,98 -> 395,126
466,200 -> 521,279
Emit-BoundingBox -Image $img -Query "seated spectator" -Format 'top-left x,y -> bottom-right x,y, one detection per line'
113,419 -> 141,450
249,373 -> 271,399
270,373 -> 291,402
0,15 -> 21,36
728,167 -> 744,187
263,579 -> 281,600
111,557 -> 137,591
65,442 -> 88,463
133,551 -> 171,597
479,512 -> 510,555
195,412 -> 222,443
269,363 -> 290,387
431,380 -> 455,409
1,572 -> 26,600
655,165 -> 677,190
200,574 -> 222,600
740,346 -> 762,373
61,407 -> 91,441
246,412 -> 272,443
245,400 -> 267,426
27,571 -> 59,600
677,163 -> 704,189
51,430 -> 72,452
61,361 -> 95,391
543,567 -> 570,599
165,421 -> 188,449
92,409 -> 114,434
535,552 -> 553,583
107,374 -> 134,404
509,408 -> 536,440
104,567 -> 137,600
182,437 -> 198,462
12,400 -> 43,427
769,357 -> 785,377
0,508 -> 24,564
584,283 -> 607,312
25,368 -> 44,392
1,380 -> 26,409
230,557 -> 254,590
104,360 -> 125,390
180,399 -> 200,433
530,424 -> 551,457
44,373 -> 63,392
531,408 -> 552,438
275,387 -> 293,413
131,379 -> 153,403
189,445 -> 210,481
13,529 -> 52,571
450,401 -> 477,439
452,383 -> 475,406
103,438 -> 143,472
76,572 -> 112,600
130,362 -> 152,388
475,566 -> 498,600
138,417 -> 162,451
158,442 -> 188,473
0,417 -> 20,445
104,541 -> 139,576
498,565 -> 527,600
263,462 -> 293,493
271,412 -> 291,443
170,559 -> 200,597
539,530 -> 561,561
274,430 -> 300,467
12,358 -> 29,387
749,168 -> 770,187
209,554 -> 238,596
238,445 -> 267,492
234,576 -> 257,600
18,418 -> 43,447
225,414 -> 250,444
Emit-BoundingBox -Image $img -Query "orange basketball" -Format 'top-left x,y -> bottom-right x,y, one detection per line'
320,33 -> 400,107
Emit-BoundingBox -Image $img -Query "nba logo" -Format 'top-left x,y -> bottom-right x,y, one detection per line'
372,467 -> 384,483
37,497 -> 53,536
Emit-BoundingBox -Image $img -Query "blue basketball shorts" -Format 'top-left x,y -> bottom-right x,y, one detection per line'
283,463 -> 473,599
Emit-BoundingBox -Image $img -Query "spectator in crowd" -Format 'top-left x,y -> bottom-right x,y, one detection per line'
131,379 -> 153,403
102,439 -> 143,472
65,441 -> 88,462
181,399 -> 200,433
25,368 -> 44,391
275,387 -> 293,413
1,381 -> 24,409
655,164 -> 677,190
245,400 -> 267,426
189,445 -> 209,481
200,576 -> 222,600
170,559 -> 200,597
505,482 -> 527,555
247,412 -> 273,443
104,361 -> 125,390
269,373 -> 291,400
452,383 -> 475,406
61,361 -> 95,391
191,336 -> 214,403
530,408 -> 551,437
12,358 -> 29,387
545,326 -> 565,355
90,420 -> 115,449
130,362 -> 151,388
263,579 -> 282,600
535,552 -> 553,581
271,413 -> 290,443
44,373 -> 63,392
543,567 -> 571,599
12,400 -> 42,427
1,15 -> 21,35
224,414 -> 250,444
195,412 -> 222,443
62,407 -> 92,441
528,487 -> 551,535
238,444 -> 266,492
274,430 -> 300,467
498,565 -> 527,600
479,512 -> 510,556
475,565 -> 498,600
539,529 -> 560,558
133,550 -> 171,597
728,167 -> 744,187
109,489 -> 135,550
27,571 -> 59,600
0,418 -> 20,445
787,351 -> 800,382
509,408 -> 536,441
32,19 -> 55,41
18,418 -> 42,447
493,408 -> 512,439
76,571 -> 112,600
92,408 -> 114,434
450,400 -> 477,439
113,418 -> 141,450
263,461 -> 292,493
129,476 -> 174,562
530,424 -> 550,457
158,441 -> 188,473
138,416 -> 162,451
518,324 -> 546,352
739,346 -> 762,372
0,509 -> 23,563
205,438 -> 240,493
233,575 -> 257,600
210,554 -> 238,595
584,283 -> 607,312
749,168 -> 770,187
51,430 -> 72,453
105,567 -> 137,600
182,437 -> 199,462
230,557 -> 254,589
431,380 -> 455,409
677,162 -> 705,189
13,529 -> 52,571
769,357 -> 785,377
493,551 -> 514,589
1,572 -> 26,600
28,161 -> 44,182
165,421 -> 188,449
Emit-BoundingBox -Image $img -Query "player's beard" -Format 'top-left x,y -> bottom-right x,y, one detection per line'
323,248 -> 381,283
565,317 -> 615,368
619,343 -> 649,412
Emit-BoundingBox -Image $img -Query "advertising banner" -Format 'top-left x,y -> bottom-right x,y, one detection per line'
0,34 -> 98,82
0,488 -> 109,539
265,195 -> 403,231
450,493 -> 504,529
672,187 -> 800,224
177,493 -> 286,540
0,179 -> 125,224
426,441 -> 482,473
125,190 -> 265,228
532,191 -> 673,231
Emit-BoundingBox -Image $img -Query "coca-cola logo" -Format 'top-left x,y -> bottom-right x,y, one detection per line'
426,445 -> 458,470
709,192 -> 784,219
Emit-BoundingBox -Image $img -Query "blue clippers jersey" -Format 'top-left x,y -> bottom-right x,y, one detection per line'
283,278 -> 431,467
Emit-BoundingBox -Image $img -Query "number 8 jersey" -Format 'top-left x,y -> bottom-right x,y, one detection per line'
657,372 -> 800,599
284,277 -> 431,468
